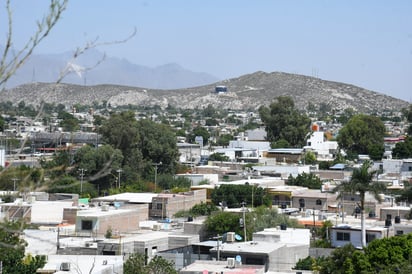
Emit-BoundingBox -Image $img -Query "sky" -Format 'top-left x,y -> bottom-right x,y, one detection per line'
3,0 -> 412,101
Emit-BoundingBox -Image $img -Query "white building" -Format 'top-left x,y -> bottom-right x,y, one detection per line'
331,224 -> 391,249
304,127 -> 338,161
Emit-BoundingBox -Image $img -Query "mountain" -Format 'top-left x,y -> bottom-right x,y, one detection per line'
0,71 -> 408,112
4,48 -> 220,90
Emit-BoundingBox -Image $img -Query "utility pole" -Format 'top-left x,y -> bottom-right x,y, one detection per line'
241,201 -> 247,242
79,169 -> 86,194
116,169 -> 122,189
153,162 -> 162,192
11,178 -> 19,192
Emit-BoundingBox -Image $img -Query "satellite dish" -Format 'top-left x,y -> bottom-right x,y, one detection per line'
235,234 -> 242,241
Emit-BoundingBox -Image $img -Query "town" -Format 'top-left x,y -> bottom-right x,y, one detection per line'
1,86 -> 412,273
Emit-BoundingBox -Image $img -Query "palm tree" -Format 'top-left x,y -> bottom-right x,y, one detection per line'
333,160 -> 386,247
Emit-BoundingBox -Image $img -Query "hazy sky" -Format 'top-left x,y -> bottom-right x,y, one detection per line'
4,0 -> 412,101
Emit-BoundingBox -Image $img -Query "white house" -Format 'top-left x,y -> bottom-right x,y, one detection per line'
331,224 -> 392,248
304,126 -> 338,161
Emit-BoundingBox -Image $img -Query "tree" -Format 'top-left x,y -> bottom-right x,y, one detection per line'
333,161 -> 386,247
211,184 -> 268,208
287,173 -> 322,189
337,114 -> 385,160
99,111 -> 140,163
208,152 -> 230,162
392,136 -> 412,159
259,96 -> 311,147
136,119 -> 179,175
0,221 -> 46,274
188,126 -> 210,146
124,253 -> 177,274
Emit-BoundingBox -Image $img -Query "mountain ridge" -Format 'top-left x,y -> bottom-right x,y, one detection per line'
0,71 -> 408,113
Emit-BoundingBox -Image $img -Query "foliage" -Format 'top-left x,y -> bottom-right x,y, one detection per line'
287,173 -> 322,189
215,133 -> 234,147
304,151 -> 317,164
156,174 -> 191,191
136,119 -> 179,175
99,111 -> 140,163
271,138 -> 290,148
259,96 -> 311,147
307,234 -> 412,273
190,202 -> 219,216
294,256 -> 314,271
47,175 -> 97,196
250,206 -> 300,232
72,144 -> 123,190
0,221 -> 46,274
337,114 -> 385,160
392,136 -> 412,159
208,152 -> 230,162
205,211 -> 251,240
188,126 -> 210,146
211,184 -> 268,208
124,253 -> 178,274
58,111 -> 80,131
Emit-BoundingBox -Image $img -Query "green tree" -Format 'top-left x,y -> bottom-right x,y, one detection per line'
259,96 -> 311,147
189,126 -> 210,146
211,184 -> 268,208
0,221 -> 47,274
333,161 -> 386,247
215,133 -> 233,147
205,211 -> 251,240
392,136 -> 412,159
99,111 -> 140,163
208,152 -> 230,162
337,114 -> 385,160
124,254 -> 177,274
58,111 -> 80,131
287,173 -> 322,189
136,119 -> 179,175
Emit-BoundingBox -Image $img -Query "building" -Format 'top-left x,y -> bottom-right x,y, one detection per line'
36,255 -> 123,273
291,189 -> 338,212
75,204 -> 148,237
149,189 -> 207,219
330,224 -> 392,248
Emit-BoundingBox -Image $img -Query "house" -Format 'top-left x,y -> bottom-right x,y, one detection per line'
149,189 -> 207,219
291,189 -> 338,212
209,232 -> 309,272
330,224 -> 393,248
379,206 -> 411,222
36,255 -> 123,273
179,260 -> 265,274
304,126 -> 338,161
263,148 -> 304,164
75,204 -> 148,237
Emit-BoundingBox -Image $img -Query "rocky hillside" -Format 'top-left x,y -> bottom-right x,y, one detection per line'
0,71 -> 408,112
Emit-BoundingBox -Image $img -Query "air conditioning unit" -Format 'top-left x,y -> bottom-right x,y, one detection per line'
226,232 -> 235,242
60,262 -> 71,271
153,224 -> 161,231
227,258 -> 235,268
101,204 -> 109,211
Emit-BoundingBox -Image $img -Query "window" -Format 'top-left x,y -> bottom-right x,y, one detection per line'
81,220 -> 93,230
316,199 -> 322,205
299,198 -> 305,208
366,233 -> 376,243
156,203 -> 163,210
409,166 -> 412,171
396,230 -> 404,236
336,232 -> 350,241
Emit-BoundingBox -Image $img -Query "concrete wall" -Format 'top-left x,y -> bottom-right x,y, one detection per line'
268,244 -> 309,272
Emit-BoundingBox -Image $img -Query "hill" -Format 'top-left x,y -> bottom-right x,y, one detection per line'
0,71 -> 408,112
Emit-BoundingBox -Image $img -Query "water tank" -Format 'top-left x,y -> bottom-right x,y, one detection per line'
280,224 -> 287,230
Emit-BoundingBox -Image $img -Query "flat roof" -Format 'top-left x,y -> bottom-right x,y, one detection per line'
92,192 -> 157,203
